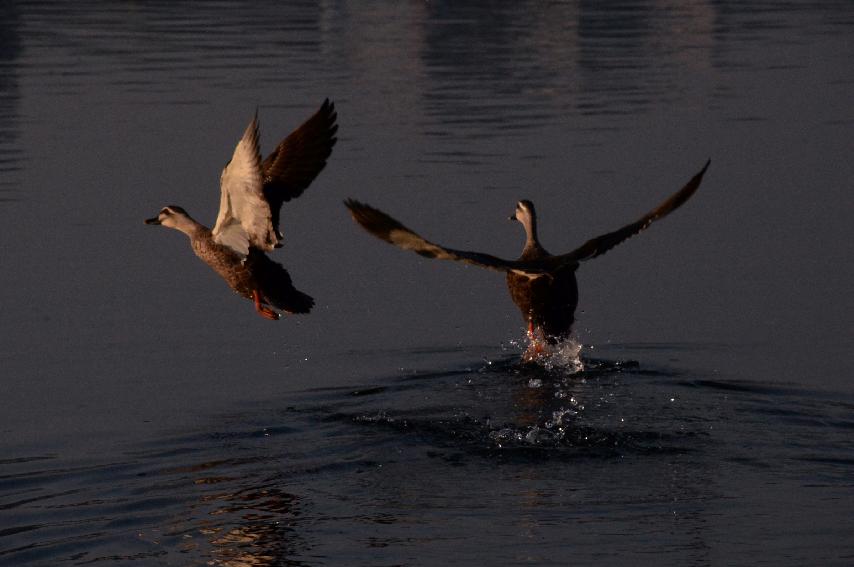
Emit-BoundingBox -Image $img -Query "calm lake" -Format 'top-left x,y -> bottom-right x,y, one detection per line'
1,2 -> 853,565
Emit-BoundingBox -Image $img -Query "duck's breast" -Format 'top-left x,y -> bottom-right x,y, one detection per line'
191,237 -> 256,299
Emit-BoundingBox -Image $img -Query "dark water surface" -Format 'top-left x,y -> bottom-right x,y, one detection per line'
1,2 -> 853,565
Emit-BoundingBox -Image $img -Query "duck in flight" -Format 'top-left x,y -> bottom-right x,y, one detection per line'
145,100 -> 338,320
345,160 -> 709,356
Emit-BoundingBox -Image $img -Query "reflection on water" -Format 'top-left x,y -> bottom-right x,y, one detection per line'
16,3 -> 328,99
418,2 -> 707,132
0,3 -> 21,202
174,476 -> 305,566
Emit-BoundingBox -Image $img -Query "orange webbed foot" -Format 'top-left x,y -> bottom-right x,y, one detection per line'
253,290 -> 281,321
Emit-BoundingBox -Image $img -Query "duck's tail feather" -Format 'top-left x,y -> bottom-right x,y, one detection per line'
249,250 -> 315,314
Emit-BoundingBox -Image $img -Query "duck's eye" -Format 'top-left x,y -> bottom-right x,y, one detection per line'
161,208 -> 170,215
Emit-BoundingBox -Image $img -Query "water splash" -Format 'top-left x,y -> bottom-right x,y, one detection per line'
507,333 -> 585,374
541,337 -> 585,373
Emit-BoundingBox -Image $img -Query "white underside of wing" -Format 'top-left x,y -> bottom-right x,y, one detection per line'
511,271 -> 541,279
212,115 -> 278,256
215,221 -> 251,257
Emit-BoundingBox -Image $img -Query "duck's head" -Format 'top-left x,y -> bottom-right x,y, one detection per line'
145,206 -> 197,234
509,200 -> 540,247
509,200 -> 536,224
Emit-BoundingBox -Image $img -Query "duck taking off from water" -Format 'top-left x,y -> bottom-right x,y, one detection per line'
345,160 -> 709,357
145,100 -> 338,320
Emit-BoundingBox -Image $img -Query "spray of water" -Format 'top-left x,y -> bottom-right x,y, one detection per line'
540,337 -> 584,373
507,332 -> 585,373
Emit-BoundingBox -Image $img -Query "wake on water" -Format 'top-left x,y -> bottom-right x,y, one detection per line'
479,333 -> 652,450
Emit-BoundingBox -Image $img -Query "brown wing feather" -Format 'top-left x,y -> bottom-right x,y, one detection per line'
554,160 -> 710,265
344,199 -> 547,274
263,99 -> 338,238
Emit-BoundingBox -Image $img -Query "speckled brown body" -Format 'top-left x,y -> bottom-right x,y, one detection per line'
191,228 -> 257,300
186,226 -> 313,314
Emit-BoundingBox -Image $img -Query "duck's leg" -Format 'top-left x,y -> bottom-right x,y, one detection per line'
523,319 -> 550,361
252,290 -> 280,321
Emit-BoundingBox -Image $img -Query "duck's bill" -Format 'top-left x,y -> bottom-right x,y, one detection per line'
144,217 -> 161,225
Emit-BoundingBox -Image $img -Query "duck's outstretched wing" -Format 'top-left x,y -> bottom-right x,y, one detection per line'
345,199 -> 546,275
552,160 -> 710,266
213,113 -> 278,256
263,99 -> 338,241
